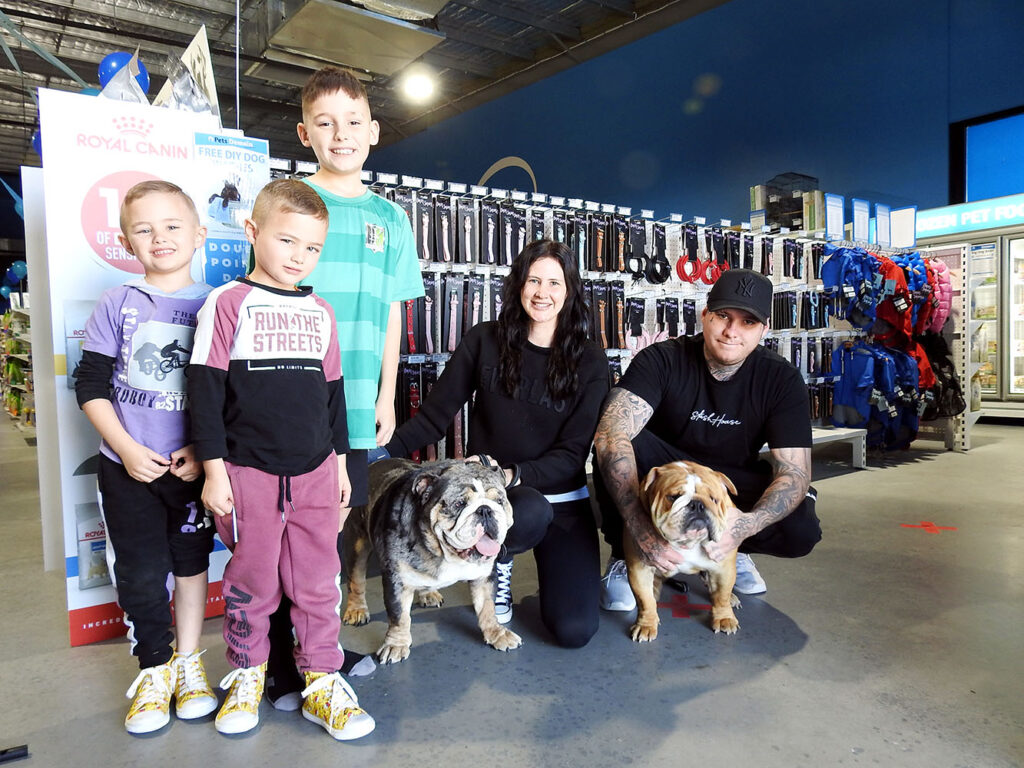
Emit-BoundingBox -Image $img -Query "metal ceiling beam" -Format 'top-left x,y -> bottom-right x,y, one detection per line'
420,49 -> 498,78
449,0 -> 582,41
1,6 -> 259,68
436,22 -> 535,60
143,0 -> 241,19
4,0 -> 222,34
583,0 -> 635,14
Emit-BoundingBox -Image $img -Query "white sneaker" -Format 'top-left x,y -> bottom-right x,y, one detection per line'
124,663 -> 174,734
302,671 -> 376,741
172,649 -> 217,719
493,560 -> 513,624
733,553 -> 767,595
600,558 -> 636,612
215,663 -> 266,735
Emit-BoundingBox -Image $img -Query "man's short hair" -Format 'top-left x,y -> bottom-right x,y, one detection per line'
301,66 -> 369,116
251,178 -> 328,225
119,180 -> 199,233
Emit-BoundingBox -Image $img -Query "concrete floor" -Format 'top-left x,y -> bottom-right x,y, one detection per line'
0,419 -> 1021,768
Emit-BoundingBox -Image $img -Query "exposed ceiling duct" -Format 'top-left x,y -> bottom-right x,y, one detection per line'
244,0 -> 446,80
353,0 -> 449,22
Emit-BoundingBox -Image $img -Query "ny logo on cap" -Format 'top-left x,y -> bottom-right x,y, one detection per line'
736,276 -> 756,297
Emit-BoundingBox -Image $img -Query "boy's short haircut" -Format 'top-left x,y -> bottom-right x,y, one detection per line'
251,178 -> 329,225
300,66 -> 369,116
119,180 -> 199,233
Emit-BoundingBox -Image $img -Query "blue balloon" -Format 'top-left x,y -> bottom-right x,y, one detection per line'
10,260 -> 27,279
5,268 -> 16,284
31,130 -> 42,155
98,51 -> 150,93
0,285 -> 10,299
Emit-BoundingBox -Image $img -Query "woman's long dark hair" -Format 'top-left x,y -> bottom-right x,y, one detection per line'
496,239 -> 590,402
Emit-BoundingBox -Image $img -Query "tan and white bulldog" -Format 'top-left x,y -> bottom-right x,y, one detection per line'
625,460 -> 741,641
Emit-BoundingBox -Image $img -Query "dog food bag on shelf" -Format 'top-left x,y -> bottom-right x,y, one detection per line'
76,502 -> 112,590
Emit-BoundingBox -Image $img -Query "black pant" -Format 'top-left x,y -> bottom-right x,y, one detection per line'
97,455 -> 213,669
595,429 -> 821,561
500,486 -> 601,649
346,448 -> 369,508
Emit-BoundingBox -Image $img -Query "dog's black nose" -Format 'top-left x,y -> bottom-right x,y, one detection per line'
683,501 -> 709,532
476,506 -> 501,540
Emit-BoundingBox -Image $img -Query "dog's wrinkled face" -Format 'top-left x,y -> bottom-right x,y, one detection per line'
414,462 -> 513,564
641,461 -> 737,548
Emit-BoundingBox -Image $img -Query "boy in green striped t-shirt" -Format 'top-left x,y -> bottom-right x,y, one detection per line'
264,66 -> 424,709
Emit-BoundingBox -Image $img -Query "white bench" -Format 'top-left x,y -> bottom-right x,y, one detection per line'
811,426 -> 867,468
761,426 -> 867,469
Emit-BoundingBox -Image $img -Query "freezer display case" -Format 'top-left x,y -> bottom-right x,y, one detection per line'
1009,237 -> 1024,395
968,243 -> 999,395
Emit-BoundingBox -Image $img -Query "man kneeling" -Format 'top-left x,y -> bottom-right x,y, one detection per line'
594,269 -> 821,611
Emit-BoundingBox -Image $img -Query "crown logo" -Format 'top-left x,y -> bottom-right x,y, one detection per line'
112,116 -> 153,137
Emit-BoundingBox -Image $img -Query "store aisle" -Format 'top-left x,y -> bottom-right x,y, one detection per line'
0,420 -> 1021,768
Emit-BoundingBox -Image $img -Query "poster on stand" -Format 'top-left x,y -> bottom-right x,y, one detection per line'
35,88 -> 269,646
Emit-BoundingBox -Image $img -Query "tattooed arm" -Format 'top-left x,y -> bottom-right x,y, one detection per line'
594,388 -> 687,572
703,445 -> 812,561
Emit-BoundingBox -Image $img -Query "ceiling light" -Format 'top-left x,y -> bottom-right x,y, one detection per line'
402,72 -> 435,101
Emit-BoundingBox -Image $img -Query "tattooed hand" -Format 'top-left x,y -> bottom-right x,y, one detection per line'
702,505 -> 745,562
595,388 -> 686,572
702,445 -> 811,562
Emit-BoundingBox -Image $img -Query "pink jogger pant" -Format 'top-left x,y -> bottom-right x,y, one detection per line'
215,455 -> 344,673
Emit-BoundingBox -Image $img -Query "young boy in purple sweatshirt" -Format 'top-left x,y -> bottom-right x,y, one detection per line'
76,180 -> 217,734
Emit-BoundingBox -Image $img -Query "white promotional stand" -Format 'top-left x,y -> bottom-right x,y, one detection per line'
28,88 -> 269,645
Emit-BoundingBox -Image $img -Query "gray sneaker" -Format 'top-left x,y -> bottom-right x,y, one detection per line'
732,553 -> 767,595
494,560 -> 513,624
599,558 -> 636,611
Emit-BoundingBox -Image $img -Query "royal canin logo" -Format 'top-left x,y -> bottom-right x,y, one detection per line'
113,116 -> 153,137
75,115 -> 189,160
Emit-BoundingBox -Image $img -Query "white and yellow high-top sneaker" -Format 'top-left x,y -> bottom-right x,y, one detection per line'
124,662 -> 174,734
301,671 -> 375,741
172,649 -> 217,720
215,662 -> 266,735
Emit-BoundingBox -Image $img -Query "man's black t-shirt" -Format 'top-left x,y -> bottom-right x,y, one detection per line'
618,334 -> 810,500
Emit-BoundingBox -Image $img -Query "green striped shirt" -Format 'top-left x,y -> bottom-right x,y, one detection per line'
305,183 -> 424,449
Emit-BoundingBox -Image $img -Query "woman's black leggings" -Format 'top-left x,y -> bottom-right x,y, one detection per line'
500,485 -> 601,649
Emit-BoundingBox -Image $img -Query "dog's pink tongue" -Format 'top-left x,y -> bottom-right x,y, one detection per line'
474,533 -> 501,557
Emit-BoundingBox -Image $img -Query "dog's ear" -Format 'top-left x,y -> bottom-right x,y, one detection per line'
412,472 -> 440,505
714,470 -> 738,497
641,467 -> 660,495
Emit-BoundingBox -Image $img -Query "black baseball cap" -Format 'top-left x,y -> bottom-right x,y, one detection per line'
705,269 -> 773,324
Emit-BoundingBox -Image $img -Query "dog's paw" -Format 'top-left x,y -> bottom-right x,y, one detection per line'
376,642 -> 411,664
712,615 -> 740,634
730,593 -> 742,609
629,621 -> 659,643
342,606 -> 371,626
416,589 -> 444,608
483,626 -> 522,652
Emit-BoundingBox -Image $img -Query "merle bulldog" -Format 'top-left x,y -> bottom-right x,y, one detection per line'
342,458 -> 522,663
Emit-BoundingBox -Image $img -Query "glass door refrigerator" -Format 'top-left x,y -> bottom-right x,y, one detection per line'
967,243 -> 999,401
1007,236 -> 1024,400
923,226 -> 1024,418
